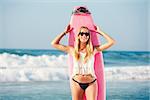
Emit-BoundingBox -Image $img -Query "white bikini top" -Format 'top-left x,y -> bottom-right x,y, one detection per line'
71,51 -> 97,79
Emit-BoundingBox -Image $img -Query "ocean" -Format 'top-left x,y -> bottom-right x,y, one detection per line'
0,49 -> 149,100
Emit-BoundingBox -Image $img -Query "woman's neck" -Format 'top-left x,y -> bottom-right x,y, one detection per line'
79,42 -> 86,51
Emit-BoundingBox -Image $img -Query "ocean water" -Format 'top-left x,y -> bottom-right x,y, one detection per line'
0,80 -> 149,100
0,49 -> 149,100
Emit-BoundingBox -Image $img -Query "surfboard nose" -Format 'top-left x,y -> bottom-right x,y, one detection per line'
72,6 -> 91,14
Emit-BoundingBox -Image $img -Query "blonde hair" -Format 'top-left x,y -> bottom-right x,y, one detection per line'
74,26 -> 94,63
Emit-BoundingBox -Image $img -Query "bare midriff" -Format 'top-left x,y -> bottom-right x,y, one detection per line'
72,74 -> 96,83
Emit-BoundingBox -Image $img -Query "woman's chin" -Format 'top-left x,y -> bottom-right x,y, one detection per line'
81,39 -> 88,43
81,41 -> 87,43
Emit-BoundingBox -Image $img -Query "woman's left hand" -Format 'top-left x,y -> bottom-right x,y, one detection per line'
94,25 -> 104,36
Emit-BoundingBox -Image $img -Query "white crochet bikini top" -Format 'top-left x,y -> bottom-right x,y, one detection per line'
71,51 -> 97,79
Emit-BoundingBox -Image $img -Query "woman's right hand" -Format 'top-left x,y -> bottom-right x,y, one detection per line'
64,24 -> 72,34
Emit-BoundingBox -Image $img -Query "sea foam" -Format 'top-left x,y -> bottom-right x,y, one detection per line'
0,53 -> 149,82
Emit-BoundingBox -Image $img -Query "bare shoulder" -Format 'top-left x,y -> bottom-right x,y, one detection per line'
93,46 -> 100,54
67,46 -> 75,55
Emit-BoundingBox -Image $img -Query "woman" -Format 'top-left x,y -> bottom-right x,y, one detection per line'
51,25 -> 115,100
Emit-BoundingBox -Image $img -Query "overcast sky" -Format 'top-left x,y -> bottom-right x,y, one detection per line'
0,0 -> 149,51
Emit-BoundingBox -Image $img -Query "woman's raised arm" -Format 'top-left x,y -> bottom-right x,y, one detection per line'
95,26 -> 116,51
51,25 -> 73,53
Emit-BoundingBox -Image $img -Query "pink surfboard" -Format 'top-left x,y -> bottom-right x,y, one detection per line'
68,6 -> 106,100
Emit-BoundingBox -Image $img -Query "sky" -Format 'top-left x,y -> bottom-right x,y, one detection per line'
0,0 -> 149,51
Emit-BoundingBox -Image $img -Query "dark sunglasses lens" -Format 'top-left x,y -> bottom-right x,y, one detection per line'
85,33 -> 89,36
80,32 -> 89,36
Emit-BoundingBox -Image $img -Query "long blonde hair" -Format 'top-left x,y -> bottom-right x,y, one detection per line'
74,26 -> 94,63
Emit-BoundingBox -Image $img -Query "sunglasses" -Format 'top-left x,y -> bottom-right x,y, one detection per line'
79,32 -> 90,36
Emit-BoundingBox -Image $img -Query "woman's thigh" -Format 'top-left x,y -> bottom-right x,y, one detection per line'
85,81 -> 98,100
70,79 -> 85,100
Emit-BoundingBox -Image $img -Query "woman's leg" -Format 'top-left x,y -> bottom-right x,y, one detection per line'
85,80 -> 98,100
71,79 -> 85,100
